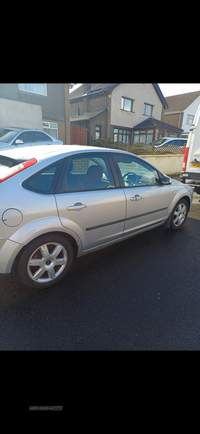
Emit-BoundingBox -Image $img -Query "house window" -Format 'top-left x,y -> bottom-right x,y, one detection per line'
143,103 -> 153,116
18,84 -> 47,96
95,125 -> 101,140
114,128 -> 132,143
43,121 -> 58,139
186,114 -> 194,125
121,97 -> 134,112
133,129 -> 154,144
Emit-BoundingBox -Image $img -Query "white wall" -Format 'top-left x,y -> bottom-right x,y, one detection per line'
0,98 -> 43,129
110,84 -> 163,128
142,154 -> 184,175
182,96 -> 200,134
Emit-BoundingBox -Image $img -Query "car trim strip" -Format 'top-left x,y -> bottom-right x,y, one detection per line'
125,207 -> 168,222
85,207 -> 168,231
86,218 -> 125,231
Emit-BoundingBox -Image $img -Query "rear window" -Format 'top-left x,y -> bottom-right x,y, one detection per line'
0,155 -> 25,168
22,158 -> 65,194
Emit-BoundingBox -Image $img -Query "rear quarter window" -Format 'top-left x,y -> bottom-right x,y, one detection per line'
22,158 -> 65,194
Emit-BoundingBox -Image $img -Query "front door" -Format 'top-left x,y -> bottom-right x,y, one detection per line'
12,131 -> 35,148
112,153 -> 170,234
55,153 -> 126,251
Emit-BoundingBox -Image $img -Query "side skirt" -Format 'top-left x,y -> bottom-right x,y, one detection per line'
80,219 -> 165,256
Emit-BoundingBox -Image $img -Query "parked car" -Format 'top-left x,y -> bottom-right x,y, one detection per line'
155,137 -> 187,147
181,104 -> 200,194
0,145 -> 193,289
0,127 -> 63,150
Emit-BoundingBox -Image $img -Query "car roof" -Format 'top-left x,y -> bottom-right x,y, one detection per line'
0,144 -> 123,162
0,127 -> 51,132
163,137 -> 186,140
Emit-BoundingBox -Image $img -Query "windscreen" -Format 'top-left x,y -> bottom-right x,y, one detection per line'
0,129 -> 18,143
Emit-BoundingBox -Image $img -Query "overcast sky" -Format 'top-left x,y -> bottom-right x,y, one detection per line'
158,83 -> 200,97
70,83 -> 200,97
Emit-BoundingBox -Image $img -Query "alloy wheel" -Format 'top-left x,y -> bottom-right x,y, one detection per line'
172,202 -> 187,227
27,242 -> 68,283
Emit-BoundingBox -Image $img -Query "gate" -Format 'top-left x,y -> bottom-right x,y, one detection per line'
70,125 -> 88,145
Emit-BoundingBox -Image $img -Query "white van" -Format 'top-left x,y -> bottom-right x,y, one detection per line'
181,104 -> 200,194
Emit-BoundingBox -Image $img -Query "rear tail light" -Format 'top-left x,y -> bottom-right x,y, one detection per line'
0,158 -> 37,183
182,147 -> 189,172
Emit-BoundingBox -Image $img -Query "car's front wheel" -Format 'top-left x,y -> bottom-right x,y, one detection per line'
170,199 -> 189,230
17,234 -> 74,289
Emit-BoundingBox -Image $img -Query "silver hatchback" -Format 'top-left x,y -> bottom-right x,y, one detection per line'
0,145 -> 193,290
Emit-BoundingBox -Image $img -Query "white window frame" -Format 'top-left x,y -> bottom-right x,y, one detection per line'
43,121 -> 58,139
121,97 -> 134,112
186,114 -> 194,125
18,84 -> 47,96
143,103 -> 153,116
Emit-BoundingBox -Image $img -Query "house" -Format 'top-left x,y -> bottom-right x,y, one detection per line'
162,90 -> 200,137
0,83 -> 71,143
133,117 -> 182,144
69,83 -> 169,144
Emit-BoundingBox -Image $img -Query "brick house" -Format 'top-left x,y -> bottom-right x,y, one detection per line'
69,83 -> 169,144
0,83 -> 71,143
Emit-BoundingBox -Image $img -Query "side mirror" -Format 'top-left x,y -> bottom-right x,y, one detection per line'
14,139 -> 24,145
161,176 -> 171,185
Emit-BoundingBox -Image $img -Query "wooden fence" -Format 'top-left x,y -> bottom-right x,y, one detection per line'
70,125 -> 88,145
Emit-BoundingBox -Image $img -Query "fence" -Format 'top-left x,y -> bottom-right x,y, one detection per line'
92,139 -> 186,156
71,125 -> 88,145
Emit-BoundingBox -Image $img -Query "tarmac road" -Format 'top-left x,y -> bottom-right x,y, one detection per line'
0,191 -> 199,350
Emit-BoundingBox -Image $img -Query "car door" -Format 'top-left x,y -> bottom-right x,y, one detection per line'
112,153 -> 170,235
11,131 -> 35,148
54,152 -> 126,251
33,131 -> 53,146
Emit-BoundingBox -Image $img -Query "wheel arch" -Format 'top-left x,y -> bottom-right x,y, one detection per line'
163,195 -> 190,229
12,230 -> 79,276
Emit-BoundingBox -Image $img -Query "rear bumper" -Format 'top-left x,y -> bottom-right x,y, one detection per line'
0,238 -> 23,275
180,172 -> 200,193
181,171 -> 200,181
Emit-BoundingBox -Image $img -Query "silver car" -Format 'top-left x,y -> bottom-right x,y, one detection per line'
0,145 -> 193,290
0,127 -> 63,150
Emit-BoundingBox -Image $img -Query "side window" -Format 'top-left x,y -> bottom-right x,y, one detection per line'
168,139 -> 176,146
34,131 -> 52,142
17,132 -> 34,143
177,140 -> 184,147
56,153 -> 115,193
113,154 -> 160,187
22,158 -> 65,194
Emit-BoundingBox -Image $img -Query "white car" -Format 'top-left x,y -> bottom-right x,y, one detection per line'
0,127 -> 63,150
155,137 -> 187,148
0,145 -> 193,290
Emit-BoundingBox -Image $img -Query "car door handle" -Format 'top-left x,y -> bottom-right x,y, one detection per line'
67,202 -> 87,211
130,195 -> 142,202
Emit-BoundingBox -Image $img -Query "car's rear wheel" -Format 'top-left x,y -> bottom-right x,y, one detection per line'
17,234 -> 74,289
170,199 -> 189,230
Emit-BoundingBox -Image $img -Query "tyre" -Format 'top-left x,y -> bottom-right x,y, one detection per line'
17,234 -> 74,289
170,199 -> 189,231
